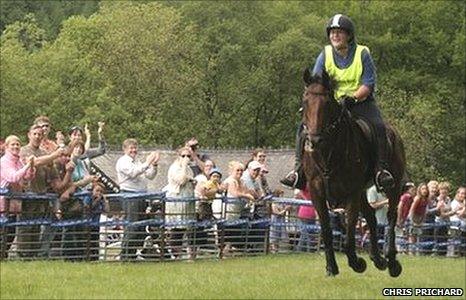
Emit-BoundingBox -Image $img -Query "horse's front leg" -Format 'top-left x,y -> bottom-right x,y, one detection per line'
361,196 -> 388,270
317,203 -> 339,276
386,190 -> 402,277
345,198 -> 367,273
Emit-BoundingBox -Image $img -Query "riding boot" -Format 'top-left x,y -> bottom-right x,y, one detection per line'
375,134 -> 395,193
280,123 -> 306,190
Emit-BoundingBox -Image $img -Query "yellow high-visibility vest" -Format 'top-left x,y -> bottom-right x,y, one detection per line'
324,44 -> 369,99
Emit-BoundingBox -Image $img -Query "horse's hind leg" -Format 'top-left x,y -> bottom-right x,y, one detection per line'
360,196 -> 388,270
345,198 -> 367,273
386,188 -> 403,277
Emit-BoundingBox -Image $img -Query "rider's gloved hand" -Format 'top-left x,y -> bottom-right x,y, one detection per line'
340,96 -> 357,110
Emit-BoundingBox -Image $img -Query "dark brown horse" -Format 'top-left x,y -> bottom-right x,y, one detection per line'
301,70 -> 406,277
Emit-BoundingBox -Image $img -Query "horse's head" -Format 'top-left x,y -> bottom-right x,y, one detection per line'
302,69 -> 341,151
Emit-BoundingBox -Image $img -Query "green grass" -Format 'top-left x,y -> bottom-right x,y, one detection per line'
1,254 -> 465,299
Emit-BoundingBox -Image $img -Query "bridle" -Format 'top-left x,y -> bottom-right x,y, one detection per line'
303,91 -> 346,152
302,89 -> 348,207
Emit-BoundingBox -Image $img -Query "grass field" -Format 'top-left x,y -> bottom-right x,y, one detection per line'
1,254 -> 465,299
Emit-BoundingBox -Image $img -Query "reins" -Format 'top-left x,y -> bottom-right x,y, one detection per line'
304,100 -> 351,208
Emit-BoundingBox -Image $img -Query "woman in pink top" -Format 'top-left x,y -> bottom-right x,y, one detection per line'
0,135 -> 35,258
295,187 -> 318,252
0,135 -> 36,214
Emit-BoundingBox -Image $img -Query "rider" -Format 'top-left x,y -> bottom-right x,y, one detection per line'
280,13 -> 395,193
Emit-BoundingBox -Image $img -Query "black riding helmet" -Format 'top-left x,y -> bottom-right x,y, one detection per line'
326,14 -> 355,43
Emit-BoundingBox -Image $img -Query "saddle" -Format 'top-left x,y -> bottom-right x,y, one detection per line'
353,117 -> 393,184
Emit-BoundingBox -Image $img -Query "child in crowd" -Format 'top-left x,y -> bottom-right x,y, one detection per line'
270,189 -> 290,253
199,168 -> 224,220
83,182 -> 109,260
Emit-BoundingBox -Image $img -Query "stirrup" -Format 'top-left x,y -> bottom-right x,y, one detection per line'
375,169 -> 395,192
280,171 -> 299,189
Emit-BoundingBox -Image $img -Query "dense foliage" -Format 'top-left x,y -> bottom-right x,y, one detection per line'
0,1 -> 464,186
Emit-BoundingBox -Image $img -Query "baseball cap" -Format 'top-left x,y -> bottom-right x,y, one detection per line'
248,161 -> 262,170
209,168 -> 222,178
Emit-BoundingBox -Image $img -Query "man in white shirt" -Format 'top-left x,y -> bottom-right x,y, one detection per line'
115,138 -> 159,260
367,185 -> 389,249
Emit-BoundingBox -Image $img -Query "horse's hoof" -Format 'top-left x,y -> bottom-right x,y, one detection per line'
326,266 -> 339,277
370,255 -> 388,270
350,257 -> 367,273
388,260 -> 402,277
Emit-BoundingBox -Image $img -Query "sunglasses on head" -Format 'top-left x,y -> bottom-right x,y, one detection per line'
181,154 -> 191,158
69,126 -> 83,134
40,124 -> 50,128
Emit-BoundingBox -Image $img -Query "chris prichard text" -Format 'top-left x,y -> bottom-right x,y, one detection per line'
382,288 -> 464,297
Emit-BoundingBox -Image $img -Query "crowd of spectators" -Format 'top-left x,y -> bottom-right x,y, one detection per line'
0,116 -> 465,261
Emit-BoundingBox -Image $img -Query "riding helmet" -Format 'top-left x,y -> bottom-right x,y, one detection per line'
326,14 -> 355,42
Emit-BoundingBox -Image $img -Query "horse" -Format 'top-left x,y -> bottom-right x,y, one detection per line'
301,70 -> 406,277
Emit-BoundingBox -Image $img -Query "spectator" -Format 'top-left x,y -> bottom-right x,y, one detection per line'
0,135 -> 36,258
408,183 -> 429,254
259,164 -> 272,196
185,137 -> 210,177
450,186 -> 466,256
245,148 -> 267,169
164,146 -> 197,259
436,181 -> 453,222
450,187 -> 466,225
194,159 -> 215,199
56,141 -> 96,260
41,145 -> 76,259
18,125 -> 63,257
245,149 -> 271,195
295,187 -> 318,252
419,180 -> 439,253
396,182 -> 416,252
425,180 -> 440,223
33,115 -> 59,153
195,168 -> 224,255
83,182 -> 110,260
434,181 -> 452,255
0,139 -> 5,157
269,190 -> 291,253
241,160 -> 264,207
367,184 -> 389,246
69,125 -> 84,144
69,122 -> 106,160
198,168 -> 224,220
57,142 -> 97,204
240,160 -> 268,252
221,161 -> 254,255
116,138 -> 159,261
397,182 -> 416,228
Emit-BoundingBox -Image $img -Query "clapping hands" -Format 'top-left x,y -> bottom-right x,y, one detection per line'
97,121 -> 105,136
146,151 -> 160,166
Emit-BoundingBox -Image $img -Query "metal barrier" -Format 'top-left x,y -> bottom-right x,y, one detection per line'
0,188 -> 465,261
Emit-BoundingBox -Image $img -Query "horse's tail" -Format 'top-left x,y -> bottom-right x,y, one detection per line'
387,124 -> 409,186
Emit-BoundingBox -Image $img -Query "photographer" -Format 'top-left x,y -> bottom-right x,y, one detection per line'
185,138 -> 210,177
163,146 -> 197,260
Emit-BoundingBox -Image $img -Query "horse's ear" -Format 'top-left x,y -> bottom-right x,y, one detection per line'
321,70 -> 331,89
303,68 -> 312,86
321,70 -> 336,97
